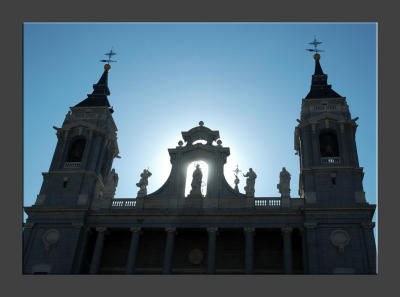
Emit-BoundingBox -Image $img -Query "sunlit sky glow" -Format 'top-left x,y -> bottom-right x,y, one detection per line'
24,23 -> 377,226
185,160 -> 209,197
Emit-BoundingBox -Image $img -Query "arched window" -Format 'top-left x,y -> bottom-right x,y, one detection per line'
66,138 -> 86,162
185,160 -> 209,197
319,130 -> 339,157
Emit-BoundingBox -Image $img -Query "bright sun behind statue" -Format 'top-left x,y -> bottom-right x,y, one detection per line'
185,160 -> 209,197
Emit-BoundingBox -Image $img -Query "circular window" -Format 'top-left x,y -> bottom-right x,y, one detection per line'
188,249 -> 204,265
330,230 -> 350,252
42,229 -> 60,251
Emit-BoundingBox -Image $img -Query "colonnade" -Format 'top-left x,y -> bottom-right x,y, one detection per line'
85,226 -> 306,274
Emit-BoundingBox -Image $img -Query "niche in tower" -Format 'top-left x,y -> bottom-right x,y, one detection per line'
319,129 -> 339,157
66,137 -> 86,162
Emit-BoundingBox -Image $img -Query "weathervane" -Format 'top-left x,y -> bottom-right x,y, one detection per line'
100,48 -> 117,70
306,37 -> 324,54
233,165 -> 242,193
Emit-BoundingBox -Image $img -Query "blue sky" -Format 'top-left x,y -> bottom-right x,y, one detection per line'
24,23 -> 377,227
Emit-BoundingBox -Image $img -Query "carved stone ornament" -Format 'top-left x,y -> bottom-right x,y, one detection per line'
330,230 -> 350,254
188,248 -> 204,265
130,227 -> 142,234
42,229 -> 60,252
136,169 -> 152,198
243,168 -> 257,198
207,227 -> 218,233
165,227 -> 177,233
243,227 -> 255,233
277,167 -> 291,198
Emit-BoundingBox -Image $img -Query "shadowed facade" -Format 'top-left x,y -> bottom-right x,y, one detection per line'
23,55 -> 376,275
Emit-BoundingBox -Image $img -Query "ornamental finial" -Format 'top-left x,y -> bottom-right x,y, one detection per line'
306,37 -> 324,60
100,48 -> 117,71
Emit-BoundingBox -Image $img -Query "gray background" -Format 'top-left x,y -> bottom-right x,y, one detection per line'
3,0 -> 394,295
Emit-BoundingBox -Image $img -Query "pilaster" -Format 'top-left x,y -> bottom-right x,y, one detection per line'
244,227 -> 255,274
89,227 -> 108,274
126,227 -> 142,274
162,227 -> 176,274
281,227 -> 293,274
207,227 -> 218,274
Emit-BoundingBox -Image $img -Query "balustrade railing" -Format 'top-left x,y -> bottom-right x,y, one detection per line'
111,198 -> 284,208
320,157 -> 341,165
254,198 -> 281,207
111,199 -> 137,208
311,104 -> 338,112
64,162 -> 81,168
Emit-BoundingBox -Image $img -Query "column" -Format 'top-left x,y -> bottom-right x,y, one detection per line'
361,222 -> 376,274
162,227 -> 176,274
282,227 -> 293,274
49,137 -> 63,170
23,222 -> 35,267
338,124 -> 349,165
207,227 -> 218,274
57,130 -> 69,169
73,225 -> 91,274
299,227 -> 308,274
304,222 -> 318,274
244,227 -> 255,274
95,138 -> 108,173
126,227 -> 141,274
89,227 -> 107,274
81,130 -> 93,169
23,222 -> 34,255
311,125 -> 320,166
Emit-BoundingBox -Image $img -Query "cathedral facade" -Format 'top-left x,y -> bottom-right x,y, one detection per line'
23,53 -> 376,275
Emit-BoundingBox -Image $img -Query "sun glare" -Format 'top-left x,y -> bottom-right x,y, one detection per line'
185,160 -> 209,197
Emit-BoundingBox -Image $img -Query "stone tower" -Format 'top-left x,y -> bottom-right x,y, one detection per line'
294,54 -> 376,274
23,64 -> 119,274
35,64 -> 119,209
294,53 -> 365,206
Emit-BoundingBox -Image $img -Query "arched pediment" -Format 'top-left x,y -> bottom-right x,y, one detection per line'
145,122 -> 240,200
181,121 -> 220,145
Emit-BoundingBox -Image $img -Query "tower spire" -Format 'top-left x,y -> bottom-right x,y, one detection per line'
305,38 -> 341,99
75,50 -> 117,109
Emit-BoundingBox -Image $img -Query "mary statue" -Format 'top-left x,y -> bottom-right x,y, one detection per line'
189,164 -> 203,197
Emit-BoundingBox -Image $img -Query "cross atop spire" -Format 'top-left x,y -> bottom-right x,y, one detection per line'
306,37 -> 325,73
100,49 -> 117,65
306,37 -> 324,55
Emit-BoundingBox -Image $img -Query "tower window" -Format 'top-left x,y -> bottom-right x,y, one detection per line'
66,138 -> 86,162
319,130 -> 339,157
